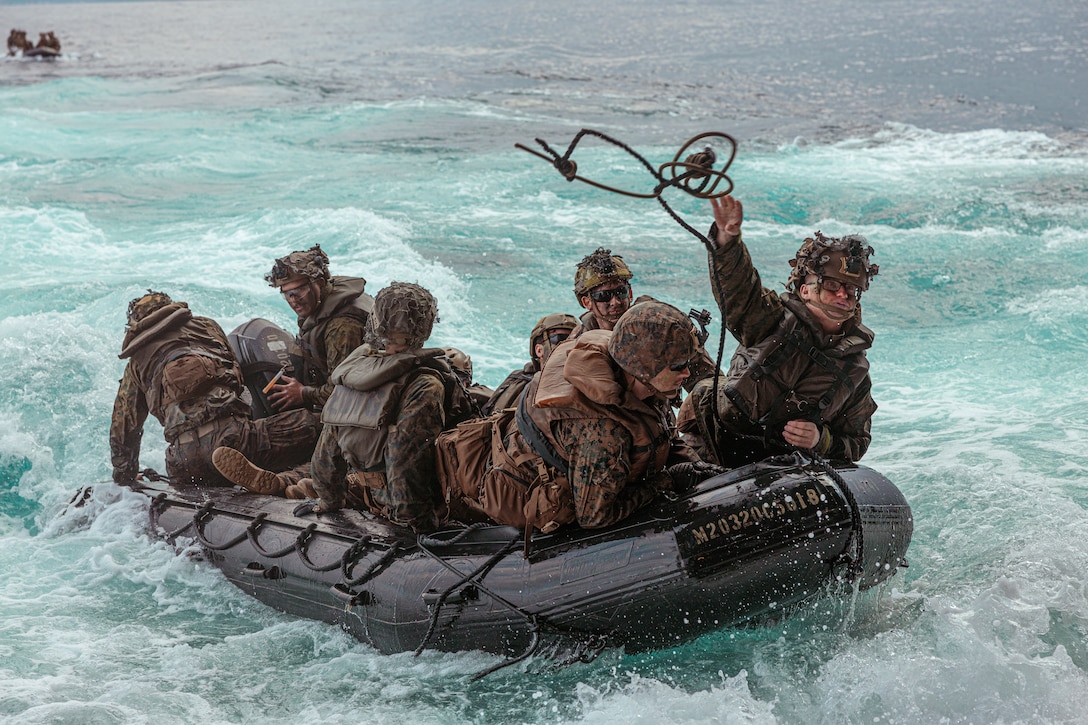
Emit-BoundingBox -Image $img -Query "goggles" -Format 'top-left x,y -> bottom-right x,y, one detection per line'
588,284 -> 630,303
668,356 -> 695,372
280,283 -> 313,301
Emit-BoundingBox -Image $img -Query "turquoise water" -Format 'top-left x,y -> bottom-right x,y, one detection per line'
3,1 -> 1088,722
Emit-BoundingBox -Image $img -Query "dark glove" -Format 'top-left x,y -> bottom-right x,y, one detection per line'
667,461 -> 728,491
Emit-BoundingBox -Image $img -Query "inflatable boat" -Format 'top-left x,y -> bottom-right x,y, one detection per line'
116,318 -> 913,673
130,455 -> 910,674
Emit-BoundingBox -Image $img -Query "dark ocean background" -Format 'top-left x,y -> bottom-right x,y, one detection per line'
2,1 -> 1087,722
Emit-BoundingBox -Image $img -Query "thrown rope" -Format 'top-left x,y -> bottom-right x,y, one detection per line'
515,129 -> 736,251
517,128 -> 738,428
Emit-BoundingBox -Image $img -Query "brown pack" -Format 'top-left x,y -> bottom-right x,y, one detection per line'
437,407 -> 573,529
161,353 -> 222,406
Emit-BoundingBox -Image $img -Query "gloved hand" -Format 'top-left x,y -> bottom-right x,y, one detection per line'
666,461 -> 728,491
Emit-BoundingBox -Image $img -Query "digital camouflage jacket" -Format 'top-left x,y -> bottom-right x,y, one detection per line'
110,302 -> 249,482
310,345 -> 472,532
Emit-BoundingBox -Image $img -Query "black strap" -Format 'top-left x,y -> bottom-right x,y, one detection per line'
515,388 -> 570,477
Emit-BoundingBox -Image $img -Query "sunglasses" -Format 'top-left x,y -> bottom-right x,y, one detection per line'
668,357 -> 694,372
588,285 -> 630,303
815,277 -> 861,299
547,331 -> 570,345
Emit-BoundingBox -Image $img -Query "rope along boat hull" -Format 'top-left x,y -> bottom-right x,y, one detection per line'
135,457 -> 912,658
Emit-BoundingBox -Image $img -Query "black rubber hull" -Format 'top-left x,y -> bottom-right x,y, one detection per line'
139,457 -> 912,657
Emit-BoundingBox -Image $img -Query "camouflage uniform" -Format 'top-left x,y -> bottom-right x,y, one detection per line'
265,246 -> 374,411
482,361 -> 535,415
482,313 -> 578,416
309,283 -> 472,531
110,295 -> 318,486
502,304 -> 700,531
685,229 -> 877,466
294,276 -> 373,409
310,348 -> 456,532
441,347 -> 492,413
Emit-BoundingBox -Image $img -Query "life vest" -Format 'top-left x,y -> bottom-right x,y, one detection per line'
716,296 -> 873,437
525,329 -> 671,478
119,302 -> 248,438
320,345 -> 469,483
296,276 -> 374,385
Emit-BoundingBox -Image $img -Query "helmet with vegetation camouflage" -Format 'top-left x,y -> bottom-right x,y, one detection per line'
366,282 -> 438,350
265,244 -> 331,287
126,289 -> 173,327
787,232 -> 878,294
607,301 -> 699,383
573,247 -> 634,297
529,312 -> 578,364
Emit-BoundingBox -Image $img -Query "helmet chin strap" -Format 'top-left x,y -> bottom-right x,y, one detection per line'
806,297 -> 856,323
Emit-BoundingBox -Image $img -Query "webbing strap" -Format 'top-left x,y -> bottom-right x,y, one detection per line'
515,389 -> 570,477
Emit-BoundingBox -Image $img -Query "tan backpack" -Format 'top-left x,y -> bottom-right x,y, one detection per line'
435,407 -> 574,532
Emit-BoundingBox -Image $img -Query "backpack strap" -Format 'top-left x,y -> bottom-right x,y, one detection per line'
514,389 -> 570,477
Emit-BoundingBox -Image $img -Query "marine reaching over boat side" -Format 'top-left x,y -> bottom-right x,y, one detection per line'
109,291 -> 319,487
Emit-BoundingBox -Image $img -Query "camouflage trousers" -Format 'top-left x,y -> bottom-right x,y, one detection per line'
165,409 -> 320,486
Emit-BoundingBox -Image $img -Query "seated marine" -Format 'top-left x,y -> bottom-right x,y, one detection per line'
216,283 -> 473,532
263,244 -> 373,413
441,347 -> 493,411
36,31 -> 60,52
681,195 -> 879,468
481,312 -> 577,416
7,29 -> 32,55
109,291 -> 319,487
442,301 -> 712,532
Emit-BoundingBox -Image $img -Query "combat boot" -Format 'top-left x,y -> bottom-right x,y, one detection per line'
284,478 -> 319,500
212,446 -> 286,495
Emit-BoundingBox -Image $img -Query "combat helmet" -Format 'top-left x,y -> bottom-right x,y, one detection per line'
126,289 -> 173,328
265,245 -> 331,288
366,282 -> 438,350
608,301 -> 700,383
787,232 -> 878,294
573,248 -> 634,298
529,312 -> 578,365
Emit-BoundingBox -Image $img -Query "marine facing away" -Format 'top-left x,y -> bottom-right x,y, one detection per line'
109,291 -> 319,486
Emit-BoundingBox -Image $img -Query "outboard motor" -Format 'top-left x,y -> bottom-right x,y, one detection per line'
228,318 -> 304,418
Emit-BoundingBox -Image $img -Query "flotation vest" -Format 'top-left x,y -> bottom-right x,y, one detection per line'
296,276 -> 374,385
716,296 -> 873,436
320,345 -> 468,481
524,329 -> 671,483
119,303 -> 248,438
